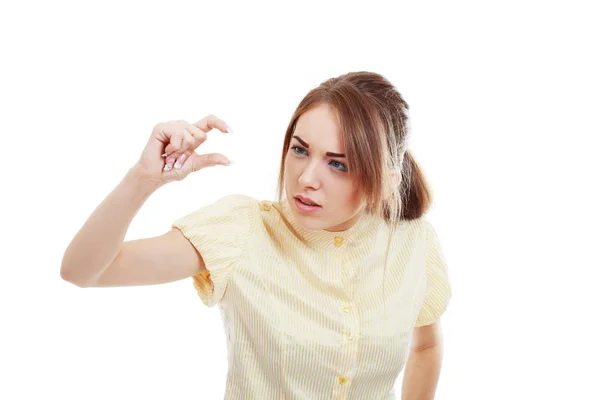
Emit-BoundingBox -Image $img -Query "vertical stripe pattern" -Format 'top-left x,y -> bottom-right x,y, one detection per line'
172,194 -> 452,399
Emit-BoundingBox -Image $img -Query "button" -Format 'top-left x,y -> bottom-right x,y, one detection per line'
343,305 -> 352,313
334,236 -> 343,247
346,332 -> 354,341
260,200 -> 271,211
338,376 -> 347,384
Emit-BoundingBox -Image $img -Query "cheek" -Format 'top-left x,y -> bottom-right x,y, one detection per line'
326,179 -> 353,201
339,180 -> 362,208
285,154 -> 302,177
283,156 -> 293,179
283,155 -> 298,188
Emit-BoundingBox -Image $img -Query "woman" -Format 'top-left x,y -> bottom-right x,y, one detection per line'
61,71 -> 452,399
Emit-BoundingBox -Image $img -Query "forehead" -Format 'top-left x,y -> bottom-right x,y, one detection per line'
294,104 -> 343,151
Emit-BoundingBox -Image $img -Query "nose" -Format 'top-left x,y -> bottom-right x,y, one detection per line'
298,161 -> 320,189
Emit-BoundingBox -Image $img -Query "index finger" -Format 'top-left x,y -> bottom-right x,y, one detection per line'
193,115 -> 232,134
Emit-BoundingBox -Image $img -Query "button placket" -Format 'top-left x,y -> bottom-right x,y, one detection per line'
339,292 -> 357,393
334,235 -> 343,247
335,234 -> 356,395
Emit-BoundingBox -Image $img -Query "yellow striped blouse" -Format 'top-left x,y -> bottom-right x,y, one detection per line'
172,194 -> 452,399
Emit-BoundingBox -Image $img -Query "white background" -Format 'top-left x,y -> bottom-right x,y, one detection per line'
1,0 -> 599,399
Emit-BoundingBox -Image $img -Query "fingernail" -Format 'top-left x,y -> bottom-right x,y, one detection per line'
225,125 -> 234,134
174,154 -> 186,169
226,159 -> 235,165
162,153 -> 168,157
164,157 -> 175,171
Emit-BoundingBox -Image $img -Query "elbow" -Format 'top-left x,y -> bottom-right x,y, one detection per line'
60,249 -> 94,287
60,264 -> 92,288
60,251 -> 78,285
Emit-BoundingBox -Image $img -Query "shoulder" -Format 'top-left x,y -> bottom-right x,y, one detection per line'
408,215 -> 433,231
387,216 -> 430,243
379,216 -> 440,259
201,193 -> 261,215
401,216 -> 438,241
198,195 -> 285,232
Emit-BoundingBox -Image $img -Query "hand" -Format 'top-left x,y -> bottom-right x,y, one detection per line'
133,115 -> 232,187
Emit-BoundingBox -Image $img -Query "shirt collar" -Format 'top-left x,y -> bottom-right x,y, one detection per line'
273,197 -> 382,249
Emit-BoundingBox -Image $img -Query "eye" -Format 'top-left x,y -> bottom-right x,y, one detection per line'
330,160 -> 348,172
291,145 -> 307,156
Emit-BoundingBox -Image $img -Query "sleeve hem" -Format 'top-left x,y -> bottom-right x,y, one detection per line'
414,218 -> 452,327
172,195 -> 259,307
199,201 -> 258,307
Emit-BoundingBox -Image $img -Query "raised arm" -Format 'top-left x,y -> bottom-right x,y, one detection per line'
60,116 -> 232,287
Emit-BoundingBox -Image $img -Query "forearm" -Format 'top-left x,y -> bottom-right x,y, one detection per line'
401,345 -> 443,400
61,165 -> 160,285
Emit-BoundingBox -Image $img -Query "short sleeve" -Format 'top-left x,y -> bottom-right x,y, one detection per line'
171,194 -> 257,307
415,220 -> 452,327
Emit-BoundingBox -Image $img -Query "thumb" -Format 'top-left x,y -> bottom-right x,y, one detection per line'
189,152 -> 231,173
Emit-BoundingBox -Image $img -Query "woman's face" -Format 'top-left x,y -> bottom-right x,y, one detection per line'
284,103 -> 365,232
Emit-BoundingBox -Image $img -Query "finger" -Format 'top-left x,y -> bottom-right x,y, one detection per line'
153,123 -> 176,157
163,124 -> 204,158
163,153 -> 190,174
193,114 -> 231,134
162,122 -> 216,159
191,152 -> 231,172
172,152 -> 190,171
185,125 -> 208,148
163,155 -> 177,172
170,131 -> 196,169
163,132 -> 184,156
178,129 -> 195,156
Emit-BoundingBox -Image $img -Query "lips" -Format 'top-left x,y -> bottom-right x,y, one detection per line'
295,195 -> 320,207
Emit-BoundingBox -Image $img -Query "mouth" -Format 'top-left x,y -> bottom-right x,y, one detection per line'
295,195 -> 320,206
294,196 -> 322,211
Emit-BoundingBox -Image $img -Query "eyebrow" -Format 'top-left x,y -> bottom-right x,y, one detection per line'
292,135 -> 346,158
